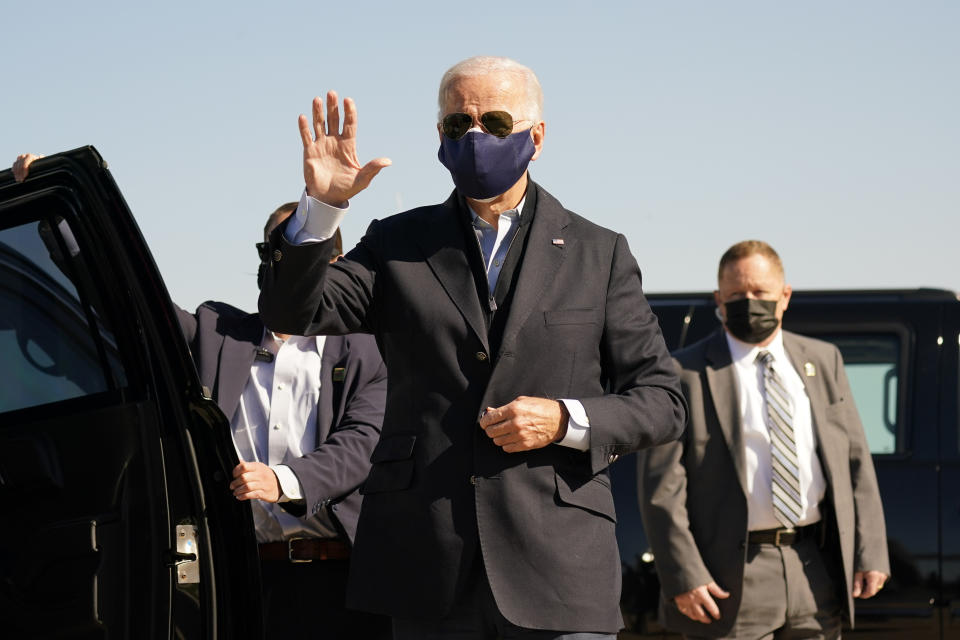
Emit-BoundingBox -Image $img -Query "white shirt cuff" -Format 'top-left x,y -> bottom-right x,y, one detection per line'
556,399 -> 590,451
283,189 -> 349,245
271,464 -> 304,503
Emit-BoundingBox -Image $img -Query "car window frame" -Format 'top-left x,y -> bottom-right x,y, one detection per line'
785,320 -> 912,458
0,190 -> 140,421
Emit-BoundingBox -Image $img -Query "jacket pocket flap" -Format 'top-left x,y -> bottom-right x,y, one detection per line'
555,470 -> 617,522
543,308 -> 597,326
370,433 -> 417,463
361,459 -> 415,495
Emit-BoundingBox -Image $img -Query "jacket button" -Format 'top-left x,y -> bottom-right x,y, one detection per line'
475,352 -> 488,362
272,249 -> 282,262
469,475 -> 478,485
608,453 -> 619,464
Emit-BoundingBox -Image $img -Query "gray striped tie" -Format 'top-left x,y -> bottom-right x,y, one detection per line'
757,350 -> 802,527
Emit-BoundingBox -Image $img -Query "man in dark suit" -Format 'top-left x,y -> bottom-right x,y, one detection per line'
192,204 -> 390,639
257,56 -> 687,638
637,240 -> 889,639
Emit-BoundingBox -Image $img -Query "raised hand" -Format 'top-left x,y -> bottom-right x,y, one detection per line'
299,90 -> 391,206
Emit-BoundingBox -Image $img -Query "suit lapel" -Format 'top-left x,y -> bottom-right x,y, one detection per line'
782,332 -> 838,487
317,335 -> 345,443
704,330 -> 750,497
216,314 -> 263,422
415,193 -> 489,353
497,184 -> 572,353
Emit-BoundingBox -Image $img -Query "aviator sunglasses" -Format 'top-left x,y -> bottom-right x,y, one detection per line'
441,111 -> 527,140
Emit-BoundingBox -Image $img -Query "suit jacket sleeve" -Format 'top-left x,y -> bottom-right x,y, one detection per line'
578,234 -> 688,473
636,362 -> 715,597
282,336 -> 387,515
259,218 -> 379,337
829,344 -> 891,575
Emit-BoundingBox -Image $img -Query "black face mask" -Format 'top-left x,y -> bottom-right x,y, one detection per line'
723,298 -> 780,344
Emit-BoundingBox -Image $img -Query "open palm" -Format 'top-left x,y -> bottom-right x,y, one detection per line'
299,90 -> 391,205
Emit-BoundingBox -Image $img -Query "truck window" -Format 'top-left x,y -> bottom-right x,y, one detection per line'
820,334 -> 900,454
0,214 -> 126,414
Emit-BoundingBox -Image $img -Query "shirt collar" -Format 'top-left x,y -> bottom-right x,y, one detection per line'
725,328 -> 787,366
261,328 -> 324,355
467,196 -> 525,229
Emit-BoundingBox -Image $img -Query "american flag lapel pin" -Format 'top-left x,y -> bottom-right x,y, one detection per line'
552,238 -> 564,246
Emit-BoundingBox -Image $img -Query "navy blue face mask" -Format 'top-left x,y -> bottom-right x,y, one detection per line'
438,129 -> 535,200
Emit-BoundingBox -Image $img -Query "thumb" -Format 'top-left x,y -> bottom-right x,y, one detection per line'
707,582 -> 730,599
852,573 -> 864,597
355,157 -> 392,189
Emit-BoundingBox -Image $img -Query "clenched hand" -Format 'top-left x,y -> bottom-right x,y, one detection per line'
479,396 -> 568,452
852,570 -> 887,599
230,461 -> 281,503
12,153 -> 43,182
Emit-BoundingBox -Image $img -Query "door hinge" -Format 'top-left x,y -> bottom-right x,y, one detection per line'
165,524 -> 199,584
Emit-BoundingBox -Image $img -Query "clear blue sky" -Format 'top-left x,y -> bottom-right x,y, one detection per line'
3,1 -> 957,312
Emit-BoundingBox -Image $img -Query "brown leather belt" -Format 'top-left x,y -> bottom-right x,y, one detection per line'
258,537 -> 351,563
747,523 -> 820,547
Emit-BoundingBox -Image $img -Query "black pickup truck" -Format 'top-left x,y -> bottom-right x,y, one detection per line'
615,290 -> 960,639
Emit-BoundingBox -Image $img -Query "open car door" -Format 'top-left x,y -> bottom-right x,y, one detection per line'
0,147 -> 262,639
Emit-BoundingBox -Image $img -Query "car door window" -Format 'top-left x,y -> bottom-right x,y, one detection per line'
819,334 -> 901,454
0,213 -> 126,414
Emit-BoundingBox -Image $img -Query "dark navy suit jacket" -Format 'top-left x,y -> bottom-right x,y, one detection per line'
177,301 -> 387,542
259,182 -> 686,633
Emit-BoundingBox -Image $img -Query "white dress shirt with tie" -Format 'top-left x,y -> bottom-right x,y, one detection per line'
725,330 -> 827,531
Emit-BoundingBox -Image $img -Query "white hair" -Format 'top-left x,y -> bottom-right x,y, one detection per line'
437,56 -> 543,123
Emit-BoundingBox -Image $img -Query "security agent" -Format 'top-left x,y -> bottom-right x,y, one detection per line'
638,240 -> 889,639
217,204 -> 390,638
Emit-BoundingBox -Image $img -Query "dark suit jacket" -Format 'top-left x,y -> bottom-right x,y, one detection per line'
177,301 -> 387,542
637,329 -> 890,637
258,182 -> 687,633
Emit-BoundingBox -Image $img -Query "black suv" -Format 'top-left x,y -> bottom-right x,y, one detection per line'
614,291 -> 960,638
0,148 -> 262,638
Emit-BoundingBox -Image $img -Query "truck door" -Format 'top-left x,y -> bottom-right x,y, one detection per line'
0,148 -> 262,639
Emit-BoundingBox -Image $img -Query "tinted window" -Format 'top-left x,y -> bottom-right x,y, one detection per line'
820,334 -> 900,454
0,213 -> 126,414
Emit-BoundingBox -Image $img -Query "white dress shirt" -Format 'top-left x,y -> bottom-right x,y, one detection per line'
283,190 -> 591,450
230,329 -> 337,542
725,330 -> 827,530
